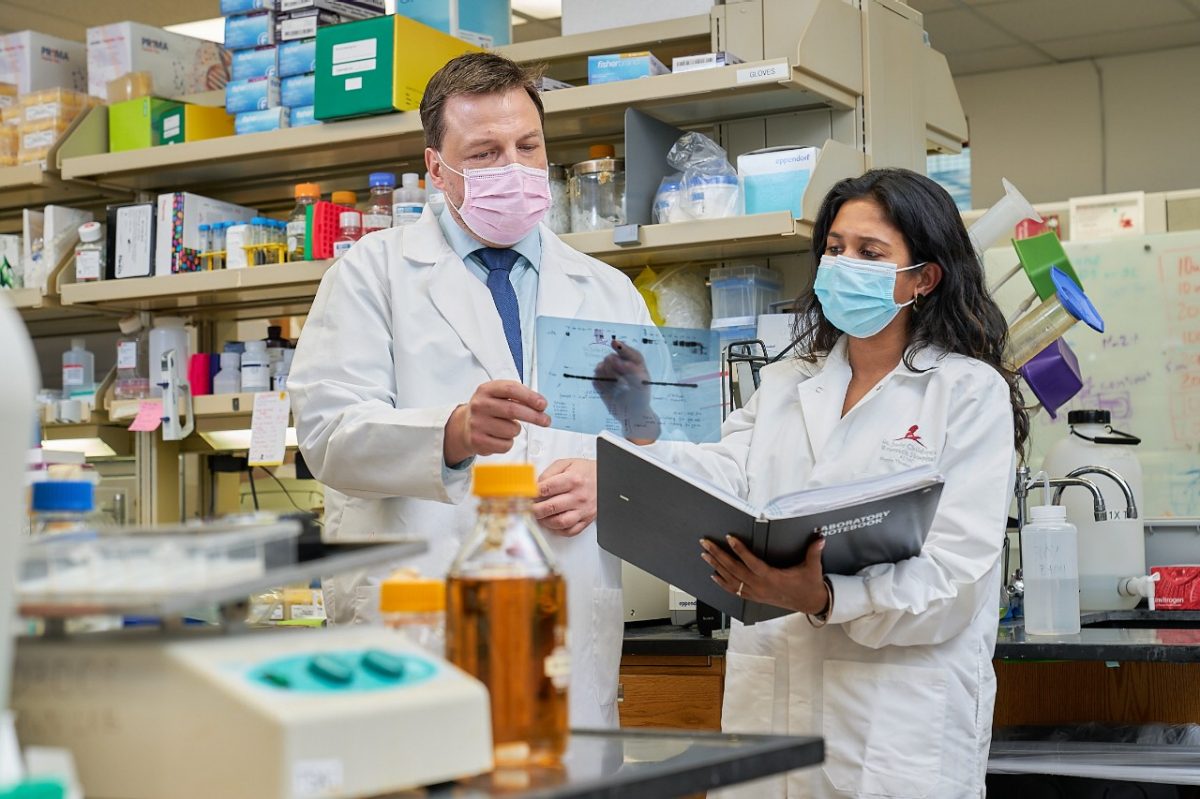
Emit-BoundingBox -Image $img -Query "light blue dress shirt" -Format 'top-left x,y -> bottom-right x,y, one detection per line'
437,205 -> 541,381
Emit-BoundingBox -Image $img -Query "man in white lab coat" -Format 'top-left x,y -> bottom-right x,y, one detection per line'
287,52 -> 653,730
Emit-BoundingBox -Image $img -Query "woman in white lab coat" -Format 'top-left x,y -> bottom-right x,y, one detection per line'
648,169 -> 1028,798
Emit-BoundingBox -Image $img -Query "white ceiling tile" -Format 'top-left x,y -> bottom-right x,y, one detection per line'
923,8 -> 1020,52
946,43 -> 1054,74
975,0 -> 1195,42
1039,20 -> 1200,60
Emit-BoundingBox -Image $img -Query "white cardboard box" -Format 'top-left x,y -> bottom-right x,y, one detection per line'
0,31 -> 87,94
155,193 -> 257,276
562,0 -> 718,37
737,145 -> 821,219
672,51 -> 743,73
86,22 -> 231,100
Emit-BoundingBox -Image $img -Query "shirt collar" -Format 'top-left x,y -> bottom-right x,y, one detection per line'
436,204 -> 541,272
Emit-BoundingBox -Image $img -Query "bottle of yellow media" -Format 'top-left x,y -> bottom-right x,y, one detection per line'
447,464 -> 569,768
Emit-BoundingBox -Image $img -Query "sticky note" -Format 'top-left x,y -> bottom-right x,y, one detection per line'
128,400 -> 164,432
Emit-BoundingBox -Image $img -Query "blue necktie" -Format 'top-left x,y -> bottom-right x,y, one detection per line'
474,247 -> 523,380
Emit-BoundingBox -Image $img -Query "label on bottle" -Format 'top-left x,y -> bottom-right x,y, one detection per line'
392,203 -> 424,225
362,213 -> 391,231
332,240 -> 354,259
544,644 -> 571,690
76,249 -> 102,281
63,364 -> 84,387
286,219 -> 305,254
117,341 -> 138,370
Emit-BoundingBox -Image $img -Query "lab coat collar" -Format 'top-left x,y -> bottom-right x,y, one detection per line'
800,337 -> 947,377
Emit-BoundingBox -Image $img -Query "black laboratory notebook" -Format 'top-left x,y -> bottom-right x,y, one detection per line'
596,433 -> 945,625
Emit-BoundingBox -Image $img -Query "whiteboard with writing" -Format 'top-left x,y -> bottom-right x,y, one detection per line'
985,230 -> 1200,518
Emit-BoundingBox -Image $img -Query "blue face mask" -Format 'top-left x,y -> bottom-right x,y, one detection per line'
813,254 -> 926,339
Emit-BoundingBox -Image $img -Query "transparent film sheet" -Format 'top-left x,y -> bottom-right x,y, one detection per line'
536,315 -> 722,443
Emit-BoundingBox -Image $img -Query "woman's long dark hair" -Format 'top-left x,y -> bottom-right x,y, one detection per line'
793,168 -> 1029,457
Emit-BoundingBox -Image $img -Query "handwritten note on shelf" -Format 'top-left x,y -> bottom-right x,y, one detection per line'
248,392 -> 290,467
128,400 -> 163,432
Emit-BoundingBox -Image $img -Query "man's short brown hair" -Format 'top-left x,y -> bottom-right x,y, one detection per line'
420,52 -> 545,150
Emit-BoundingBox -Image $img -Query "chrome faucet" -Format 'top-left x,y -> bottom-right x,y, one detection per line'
1051,465 -> 1138,520
1005,466 -> 1109,608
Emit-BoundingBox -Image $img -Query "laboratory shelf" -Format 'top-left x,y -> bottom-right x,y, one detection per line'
0,163 -> 106,227
497,14 -> 712,83
58,58 -> 852,198
59,259 -> 335,318
109,392 -> 266,423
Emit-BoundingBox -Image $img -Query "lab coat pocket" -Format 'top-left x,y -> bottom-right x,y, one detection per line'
821,660 -> 947,798
591,587 -> 624,709
721,653 -> 776,734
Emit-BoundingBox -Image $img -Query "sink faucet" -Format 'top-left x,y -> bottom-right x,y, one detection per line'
1051,465 -> 1138,520
1005,466 -> 1109,609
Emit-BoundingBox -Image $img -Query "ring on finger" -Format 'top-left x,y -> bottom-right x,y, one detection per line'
736,581 -> 745,597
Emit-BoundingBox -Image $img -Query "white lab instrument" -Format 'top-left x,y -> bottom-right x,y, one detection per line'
13,627 -> 492,799
1020,489 -> 1081,636
1043,409 -> 1145,611
11,524 -> 493,799
622,563 -> 669,623
148,317 -> 189,398
157,349 -> 193,442
968,177 -> 1041,259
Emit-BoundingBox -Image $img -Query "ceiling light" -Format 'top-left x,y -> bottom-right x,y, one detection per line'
165,18 -> 226,44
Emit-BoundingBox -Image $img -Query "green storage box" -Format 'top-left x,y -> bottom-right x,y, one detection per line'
1012,232 -> 1084,300
108,97 -> 183,153
314,15 -> 480,121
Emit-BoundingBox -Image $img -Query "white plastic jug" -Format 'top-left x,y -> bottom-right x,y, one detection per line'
1021,503 -> 1081,635
1042,409 -> 1144,611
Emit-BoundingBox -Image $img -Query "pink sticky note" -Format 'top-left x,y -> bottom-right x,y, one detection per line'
128,400 -> 163,432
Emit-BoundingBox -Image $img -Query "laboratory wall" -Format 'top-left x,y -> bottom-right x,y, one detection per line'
959,44 -> 1200,207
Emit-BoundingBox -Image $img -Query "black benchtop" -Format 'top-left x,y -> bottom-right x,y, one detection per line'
625,611 -> 1200,664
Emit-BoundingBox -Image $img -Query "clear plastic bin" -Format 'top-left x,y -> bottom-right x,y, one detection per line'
709,265 -> 783,319
712,315 -> 759,354
18,519 -> 301,606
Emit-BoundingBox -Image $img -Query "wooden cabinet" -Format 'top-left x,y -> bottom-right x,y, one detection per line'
618,654 -> 725,731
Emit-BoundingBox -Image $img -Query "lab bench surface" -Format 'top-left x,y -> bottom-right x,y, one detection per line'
995,610 -> 1200,663
386,729 -> 823,799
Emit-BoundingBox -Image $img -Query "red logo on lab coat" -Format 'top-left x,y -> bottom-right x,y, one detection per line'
896,425 -> 926,448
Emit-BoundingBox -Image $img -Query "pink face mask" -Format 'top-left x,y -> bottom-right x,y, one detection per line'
437,155 -> 551,246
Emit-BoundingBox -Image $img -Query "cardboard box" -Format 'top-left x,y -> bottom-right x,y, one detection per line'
279,0 -> 385,17
278,9 -> 351,42
737,145 -> 821,218
277,38 -> 316,77
155,192 -> 257,275
672,52 -> 744,73
108,97 -> 183,152
226,12 -> 278,50
587,52 -> 669,85
221,0 -> 278,13
231,45 -> 279,81
0,31 -> 87,94
87,22 -> 231,100
281,73 -> 314,107
563,0 -> 717,36
314,15 -> 480,120
395,0 -> 512,48
225,76 -> 280,114
106,203 -> 156,280
290,104 -> 318,126
159,104 -> 235,145
235,106 -> 290,134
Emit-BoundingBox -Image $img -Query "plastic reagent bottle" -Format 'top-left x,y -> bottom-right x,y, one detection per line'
392,172 -> 426,227
425,171 -> 445,216
1022,503 -> 1081,635
212,351 -> 241,394
332,211 -> 362,260
364,172 -> 396,233
288,183 -> 320,261
114,316 -> 149,400
241,341 -> 270,393
447,463 -> 569,768
74,221 -> 105,282
62,338 -> 95,399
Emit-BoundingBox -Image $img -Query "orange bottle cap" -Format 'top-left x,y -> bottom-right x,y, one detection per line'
472,463 -> 538,498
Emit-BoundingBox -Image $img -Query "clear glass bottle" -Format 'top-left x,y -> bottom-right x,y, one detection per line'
447,464 -> 569,768
29,480 -> 95,537
114,323 -> 149,400
331,190 -> 357,209
363,172 -> 396,233
288,183 -> 320,261
332,211 -> 362,259
74,221 -> 105,282
381,571 -> 446,656
392,172 -> 425,227
62,338 -> 95,399
569,156 -> 626,232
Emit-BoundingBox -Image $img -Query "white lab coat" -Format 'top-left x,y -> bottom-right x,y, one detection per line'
288,208 -> 653,730
657,337 -> 1016,799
